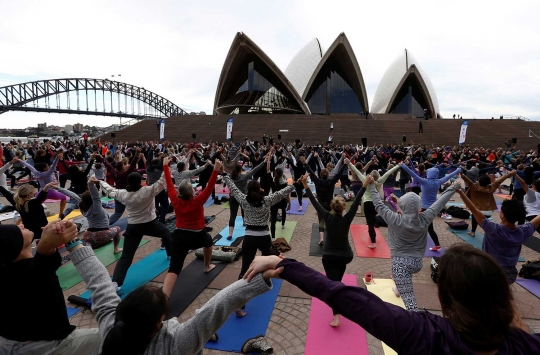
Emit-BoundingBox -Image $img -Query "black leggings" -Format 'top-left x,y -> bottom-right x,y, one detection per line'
363,201 -> 377,243
270,199 -> 287,238
229,196 -> 244,228
322,254 -> 353,314
471,213 -> 491,233
421,208 -> 441,246
294,182 -> 304,205
238,234 -> 272,279
169,229 -> 212,274
200,178 -> 216,199
339,175 -> 351,192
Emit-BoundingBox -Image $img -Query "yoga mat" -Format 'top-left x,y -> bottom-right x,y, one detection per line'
66,306 -> 81,318
45,197 -> 70,203
100,197 -> 115,202
80,248 -> 170,300
110,217 -> 128,231
47,210 -> 82,222
450,229 -> 525,262
203,194 -> 227,208
516,279 -> 540,299
350,224 -> 391,259
305,274 -> 368,355
205,279 -> 283,352
272,221 -> 296,243
57,239 -> 149,290
0,211 -> 17,221
166,259 -> 228,319
220,201 -> 230,208
309,223 -> 324,256
524,235 -> 540,253
495,193 -> 512,200
445,202 -> 464,207
364,278 -> 405,355
424,237 -> 445,257
286,198 -> 309,215
215,216 -> 245,246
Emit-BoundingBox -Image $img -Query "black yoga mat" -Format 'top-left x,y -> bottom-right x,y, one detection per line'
524,235 -> 540,253
309,223 -> 324,257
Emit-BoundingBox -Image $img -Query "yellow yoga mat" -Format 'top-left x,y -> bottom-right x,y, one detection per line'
47,210 -> 82,222
363,278 -> 405,355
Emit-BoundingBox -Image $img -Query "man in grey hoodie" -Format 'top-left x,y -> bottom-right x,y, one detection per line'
367,174 -> 460,311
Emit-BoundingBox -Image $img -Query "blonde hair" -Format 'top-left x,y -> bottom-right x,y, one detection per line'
370,170 -> 380,181
13,184 -> 36,213
330,196 -> 346,215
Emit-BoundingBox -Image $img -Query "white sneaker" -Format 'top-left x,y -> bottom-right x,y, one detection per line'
445,215 -> 452,220
112,282 -> 122,293
281,225 -> 285,229
298,205 -> 303,212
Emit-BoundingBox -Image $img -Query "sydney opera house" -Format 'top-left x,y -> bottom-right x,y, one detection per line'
213,32 -> 441,119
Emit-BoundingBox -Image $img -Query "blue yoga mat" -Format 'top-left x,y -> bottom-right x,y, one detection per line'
451,229 -> 525,262
287,198 -> 310,215
80,249 -> 170,300
111,217 -> 128,231
205,279 -> 282,352
66,306 -> 81,318
215,216 -> 245,246
203,194 -> 227,208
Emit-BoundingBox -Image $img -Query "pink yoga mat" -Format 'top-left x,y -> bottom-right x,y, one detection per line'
305,274 -> 368,355
350,225 -> 391,258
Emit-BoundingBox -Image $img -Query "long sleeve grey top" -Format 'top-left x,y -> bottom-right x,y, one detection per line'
172,165 -> 207,188
55,184 -> 110,230
70,246 -> 273,355
228,160 -> 265,194
369,184 -> 457,258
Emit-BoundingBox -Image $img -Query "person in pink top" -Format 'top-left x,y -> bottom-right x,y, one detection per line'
162,157 -> 222,297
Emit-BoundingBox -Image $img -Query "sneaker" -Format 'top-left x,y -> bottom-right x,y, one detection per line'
281,224 -> 285,229
227,235 -> 233,240
440,213 -> 446,219
112,282 -> 122,293
298,205 -> 303,212
241,335 -> 273,354
160,242 -> 166,250
444,215 -> 452,220
430,245 -> 442,251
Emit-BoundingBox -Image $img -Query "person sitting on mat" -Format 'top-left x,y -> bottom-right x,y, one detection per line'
456,187 -> 539,285
0,220 -> 102,354
223,161 -> 294,317
460,170 -> 514,237
300,173 -> 366,327
243,244 -> 538,354
54,179 -> 122,253
367,172 -> 460,311
161,157 -> 222,297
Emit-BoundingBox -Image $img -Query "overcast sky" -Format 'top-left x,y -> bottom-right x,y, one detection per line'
1,0 -> 540,128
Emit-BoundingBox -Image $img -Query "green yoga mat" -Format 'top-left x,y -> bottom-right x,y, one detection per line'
100,197 -> 115,202
450,229 -> 525,262
273,221 -> 296,243
57,238 -> 149,290
221,201 -> 230,209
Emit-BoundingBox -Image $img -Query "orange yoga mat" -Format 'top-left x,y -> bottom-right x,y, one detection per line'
350,224 -> 391,259
494,193 -> 511,200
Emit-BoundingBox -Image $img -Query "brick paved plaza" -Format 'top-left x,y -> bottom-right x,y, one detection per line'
6,178 -> 539,355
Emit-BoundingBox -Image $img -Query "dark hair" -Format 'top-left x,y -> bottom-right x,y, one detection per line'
95,155 -> 103,163
95,163 -> 102,170
500,199 -> 526,223
524,166 -> 534,185
274,168 -> 284,187
246,180 -> 264,206
115,161 -> 124,171
68,165 -> 80,177
78,191 -> 93,212
176,161 -> 185,172
437,244 -> 514,352
34,162 -> 48,172
478,174 -> 491,187
102,285 -> 168,355
126,172 -> 142,192
231,165 -> 242,179
320,168 -> 329,179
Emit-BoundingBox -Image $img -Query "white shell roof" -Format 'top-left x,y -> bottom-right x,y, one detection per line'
284,38 -> 323,97
371,49 -> 439,115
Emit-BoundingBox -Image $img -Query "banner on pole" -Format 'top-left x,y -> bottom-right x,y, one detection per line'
226,117 -> 233,140
159,119 -> 165,141
458,120 -> 469,144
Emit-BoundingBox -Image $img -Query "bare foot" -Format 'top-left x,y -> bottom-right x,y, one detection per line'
392,286 -> 401,298
329,318 -> 340,327
114,248 -> 123,254
235,309 -> 246,317
205,264 -> 216,273
368,243 -> 376,249
468,232 -> 475,237
318,239 -> 324,245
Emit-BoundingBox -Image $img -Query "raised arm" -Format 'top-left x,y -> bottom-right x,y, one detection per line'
401,164 -> 427,184
345,185 -> 366,220
330,163 -> 346,185
456,187 -> 486,226
377,165 -> 400,185
369,181 -> 399,223
436,167 -> 462,185
305,164 -> 320,186
244,160 -> 266,179
223,175 -> 247,202
0,186 -> 15,206
20,159 -> 40,176
163,164 -> 179,205
264,184 -> 294,207
421,185 -> 459,223
303,184 -> 330,220
99,181 -> 119,199
348,161 -> 366,182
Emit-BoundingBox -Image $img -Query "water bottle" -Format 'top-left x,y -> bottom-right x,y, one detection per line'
13,212 -> 19,223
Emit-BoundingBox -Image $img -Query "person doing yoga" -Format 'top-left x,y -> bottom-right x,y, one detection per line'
161,158 -> 222,297
55,179 -> 122,253
514,172 -> 540,232
244,245 -> 539,354
301,173 -> 365,327
223,167 -> 294,317
367,173 -> 459,311
267,159 -> 291,239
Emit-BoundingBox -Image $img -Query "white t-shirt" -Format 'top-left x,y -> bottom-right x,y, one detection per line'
524,189 -> 540,217
328,136 -> 333,142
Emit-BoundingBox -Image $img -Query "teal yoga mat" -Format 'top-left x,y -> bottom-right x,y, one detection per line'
215,216 -> 245,246
450,229 -> 525,262
205,279 -> 282,352
80,249 -> 170,300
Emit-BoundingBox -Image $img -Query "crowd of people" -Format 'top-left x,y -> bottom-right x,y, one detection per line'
0,134 -> 539,354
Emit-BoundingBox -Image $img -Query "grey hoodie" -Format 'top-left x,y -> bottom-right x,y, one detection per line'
369,184 -> 458,258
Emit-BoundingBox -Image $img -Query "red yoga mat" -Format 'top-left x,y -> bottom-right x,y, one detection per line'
350,224 -> 391,258
304,274 -> 368,355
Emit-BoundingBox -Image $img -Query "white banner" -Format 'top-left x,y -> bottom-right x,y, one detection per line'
458,120 -> 469,144
226,117 -> 233,140
159,119 -> 165,141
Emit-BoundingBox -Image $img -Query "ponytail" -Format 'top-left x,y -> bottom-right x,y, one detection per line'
13,185 -> 35,213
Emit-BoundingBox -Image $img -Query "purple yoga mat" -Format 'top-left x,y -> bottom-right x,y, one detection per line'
424,236 -> 446,257
516,279 -> 540,299
286,199 -> 310,215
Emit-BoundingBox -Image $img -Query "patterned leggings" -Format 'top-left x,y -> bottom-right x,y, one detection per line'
83,227 -> 122,249
391,256 -> 423,311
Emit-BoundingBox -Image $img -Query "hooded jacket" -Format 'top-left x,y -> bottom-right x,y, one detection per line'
401,165 -> 461,209
370,184 -> 458,258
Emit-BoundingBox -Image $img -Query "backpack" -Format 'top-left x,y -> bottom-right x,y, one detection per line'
430,256 -> 440,283
446,206 -> 470,219
445,220 -> 469,230
518,259 -> 540,281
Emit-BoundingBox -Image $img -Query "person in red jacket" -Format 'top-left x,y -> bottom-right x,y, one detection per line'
161,157 -> 222,297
